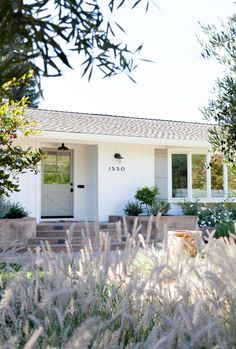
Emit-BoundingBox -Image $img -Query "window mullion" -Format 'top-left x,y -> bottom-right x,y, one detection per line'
168,150 -> 172,200
207,152 -> 211,199
188,153 -> 192,200
224,163 -> 228,198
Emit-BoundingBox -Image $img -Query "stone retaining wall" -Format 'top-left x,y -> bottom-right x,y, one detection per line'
0,217 -> 36,245
109,215 -> 199,241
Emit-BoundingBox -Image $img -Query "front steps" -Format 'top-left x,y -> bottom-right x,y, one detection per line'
15,216 -> 200,254
24,221 -> 126,253
21,220 -> 161,253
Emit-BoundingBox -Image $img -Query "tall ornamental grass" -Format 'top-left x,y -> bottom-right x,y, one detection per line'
0,221 -> 236,348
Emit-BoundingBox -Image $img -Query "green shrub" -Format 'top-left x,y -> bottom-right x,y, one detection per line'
179,199 -> 200,216
124,201 -> 143,216
135,186 -> 159,215
215,221 -> 235,238
180,200 -> 235,238
224,202 -> 236,220
4,202 -> 29,219
198,207 -> 215,227
5,202 -> 28,219
0,262 -> 22,288
124,185 -> 168,216
0,196 -> 11,218
150,199 -> 170,216
0,196 -> 28,219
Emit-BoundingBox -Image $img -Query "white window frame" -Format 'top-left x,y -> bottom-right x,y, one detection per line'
168,148 -> 234,203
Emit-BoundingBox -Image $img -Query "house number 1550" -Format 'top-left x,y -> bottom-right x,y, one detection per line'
109,166 -> 125,171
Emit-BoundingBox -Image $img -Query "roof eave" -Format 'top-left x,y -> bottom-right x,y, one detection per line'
28,130 -> 210,148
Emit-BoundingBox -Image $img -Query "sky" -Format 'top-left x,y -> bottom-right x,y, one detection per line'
39,0 -> 236,123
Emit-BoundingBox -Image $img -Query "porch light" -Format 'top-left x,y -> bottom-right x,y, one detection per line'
57,142 -> 69,151
114,153 -> 124,159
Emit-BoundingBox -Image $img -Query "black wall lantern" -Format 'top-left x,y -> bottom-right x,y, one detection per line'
57,142 -> 69,151
114,153 -> 124,159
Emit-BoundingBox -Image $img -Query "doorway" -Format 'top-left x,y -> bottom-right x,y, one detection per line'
41,149 -> 73,218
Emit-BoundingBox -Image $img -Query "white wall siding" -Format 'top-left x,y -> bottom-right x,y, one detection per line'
85,145 -> 98,220
73,144 -> 87,220
69,144 -> 98,220
98,143 -> 155,221
155,149 -> 168,199
8,135 -> 214,222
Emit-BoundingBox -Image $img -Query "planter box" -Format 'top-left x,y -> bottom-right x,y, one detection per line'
0,217 -> 36,245
109,215 -> 199,242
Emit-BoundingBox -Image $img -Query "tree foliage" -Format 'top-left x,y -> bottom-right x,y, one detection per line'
0,0 -> 155,196
0,75 -> 44,196
200,14 -> 236,166
8,73 -> 41,108
0,0 -> 153,85
0,35 -> 41,106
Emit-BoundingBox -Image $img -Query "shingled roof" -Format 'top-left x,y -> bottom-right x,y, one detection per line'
26,109 -> 212,142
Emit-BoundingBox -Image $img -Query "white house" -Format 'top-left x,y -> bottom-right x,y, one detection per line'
10,109 -> 235,223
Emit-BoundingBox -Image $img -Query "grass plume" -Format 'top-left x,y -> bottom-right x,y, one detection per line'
0,221 -> 236,348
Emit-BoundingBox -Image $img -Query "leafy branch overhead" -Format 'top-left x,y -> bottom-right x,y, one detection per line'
200,14 -> 236,166
0,76 -> 45,196
0,0 -> 154,83
0,36 -> 41,107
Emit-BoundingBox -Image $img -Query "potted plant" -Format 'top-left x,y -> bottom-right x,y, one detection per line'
134,186 -> 159,215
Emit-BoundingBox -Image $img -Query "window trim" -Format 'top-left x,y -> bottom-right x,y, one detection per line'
168,148 -> 234,203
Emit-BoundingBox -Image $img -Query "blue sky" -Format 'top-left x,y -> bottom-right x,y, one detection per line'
39,0 -> 236,122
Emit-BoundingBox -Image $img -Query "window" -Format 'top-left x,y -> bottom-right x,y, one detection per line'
172,154 -> 188,198
43,152 -> 70,185
192,154 -> 207,198
170,151 -> 233,200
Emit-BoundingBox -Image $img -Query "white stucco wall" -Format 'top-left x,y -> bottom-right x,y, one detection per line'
98,143 -> 155,221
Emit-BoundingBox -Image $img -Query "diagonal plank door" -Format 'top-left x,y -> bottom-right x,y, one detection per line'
41,150 -> 73,218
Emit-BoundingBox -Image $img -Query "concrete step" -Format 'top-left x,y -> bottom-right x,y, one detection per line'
35,230 -> 158,242
36,222 -> 117,232
36,229 -> 119,238
20,241 -> 127,253
28,235 -> 126,245
23,220 -> 161,253
19,244 -> 83,253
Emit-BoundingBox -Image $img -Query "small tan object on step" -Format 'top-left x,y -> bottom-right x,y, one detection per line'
167,230 -> 203,257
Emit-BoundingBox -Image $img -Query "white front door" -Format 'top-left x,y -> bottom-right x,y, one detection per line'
41,150 -> 74,218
